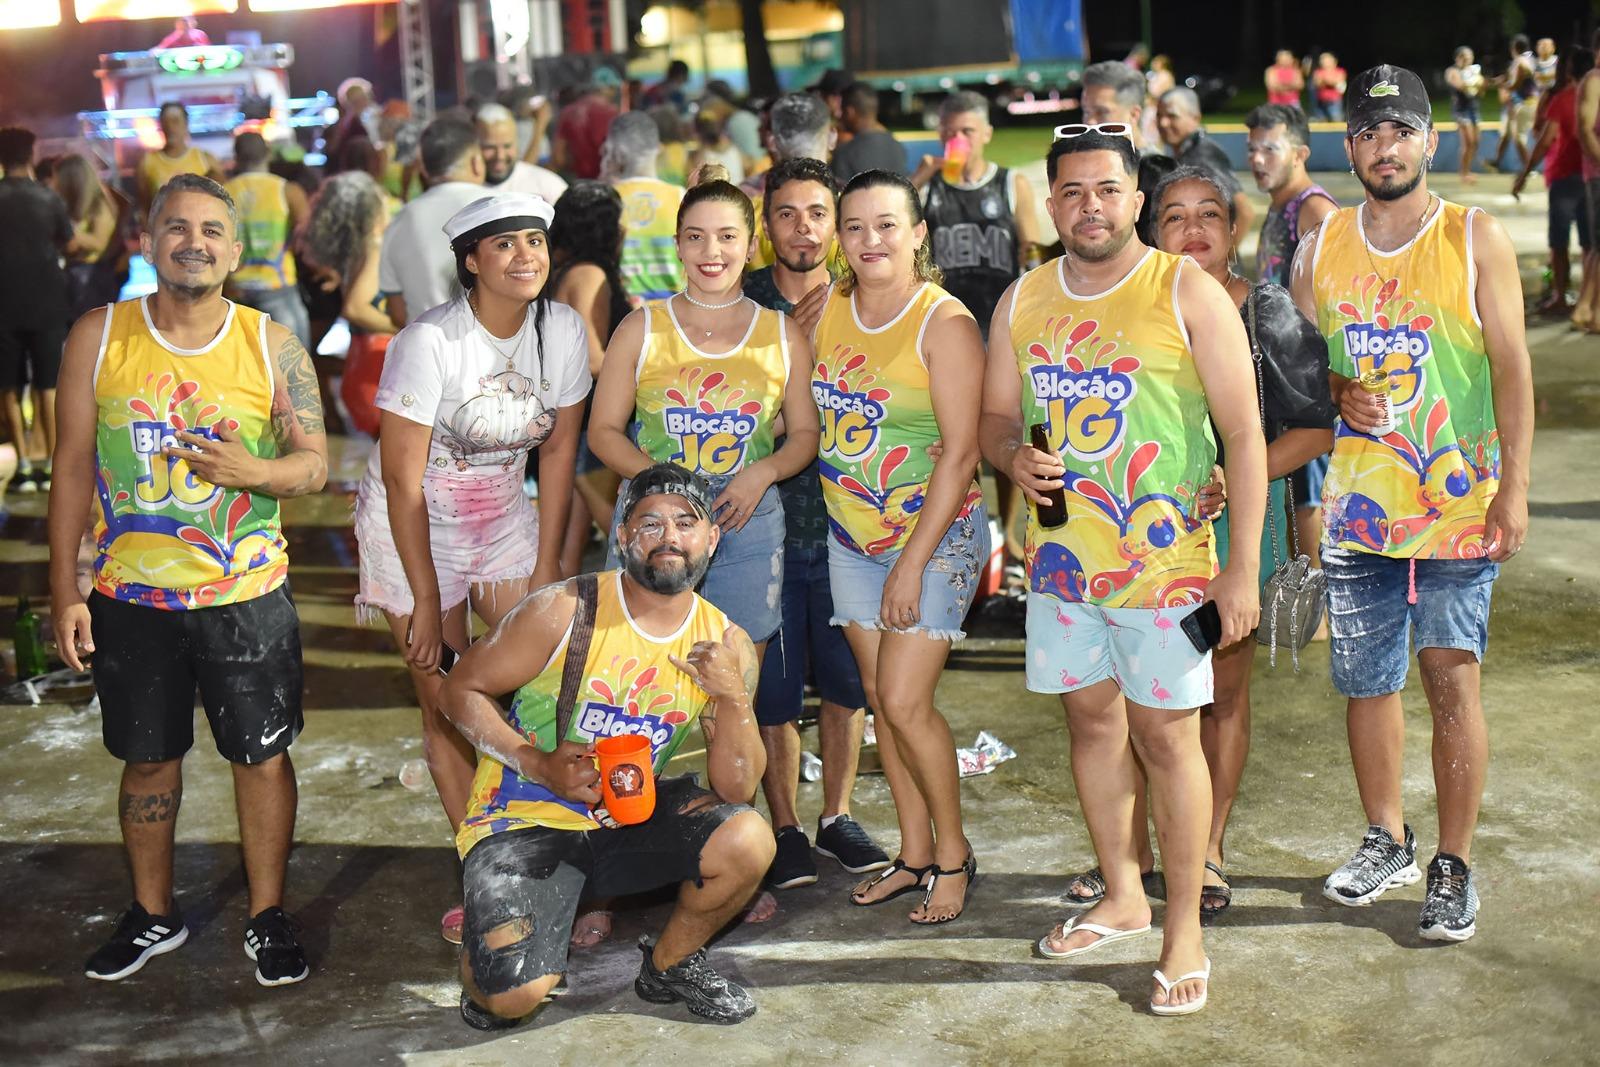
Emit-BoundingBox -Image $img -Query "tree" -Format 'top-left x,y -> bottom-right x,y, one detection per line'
739,0 -> 780,98
626,0 -> 781,99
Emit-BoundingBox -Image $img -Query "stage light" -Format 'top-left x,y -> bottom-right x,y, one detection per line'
0,0 -> 62,27
247,0 -> 388,11
76,0 -> 237,22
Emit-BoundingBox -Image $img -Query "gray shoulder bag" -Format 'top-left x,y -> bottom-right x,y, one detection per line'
1246,290 -> 1327,669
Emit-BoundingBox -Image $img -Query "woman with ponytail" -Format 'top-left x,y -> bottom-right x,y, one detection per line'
816,169 -> 990,925
589,163 -> 820,655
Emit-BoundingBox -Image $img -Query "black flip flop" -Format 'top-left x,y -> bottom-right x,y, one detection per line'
1200,861 -> 1232,920
1064,866 -> 1164,905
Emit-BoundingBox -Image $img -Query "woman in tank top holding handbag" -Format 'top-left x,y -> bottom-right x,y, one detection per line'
816,170 -> 991,925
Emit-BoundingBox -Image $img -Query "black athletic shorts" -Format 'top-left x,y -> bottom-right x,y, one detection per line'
0,324 -> 66,390
89,585 -> 305,765
460,775 -> 752,996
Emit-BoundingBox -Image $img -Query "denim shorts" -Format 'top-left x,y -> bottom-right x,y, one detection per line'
756,540 -> 867,725
1024,595 -> 1213,710
1549,175 -> 1593,252
827,506 -> 989,642
461,774 -> 749,994
607,472 -> 785,642
1323,545 -> 1499,698
232,285 -> 311,348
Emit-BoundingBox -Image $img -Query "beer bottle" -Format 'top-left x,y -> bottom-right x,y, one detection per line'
1029,423 -> 1068,529
13,594 -> 48,680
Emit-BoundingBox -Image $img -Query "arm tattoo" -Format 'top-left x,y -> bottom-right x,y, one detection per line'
272,333 -> 326,445
738,630 -> 760,700
119,788 -> 181,824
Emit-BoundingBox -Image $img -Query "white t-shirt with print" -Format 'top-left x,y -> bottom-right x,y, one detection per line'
366,294 -> 592,482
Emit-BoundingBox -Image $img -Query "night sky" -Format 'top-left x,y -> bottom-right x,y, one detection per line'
1084,0 -> 1593,81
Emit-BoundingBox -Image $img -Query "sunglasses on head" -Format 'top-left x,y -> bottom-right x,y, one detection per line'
1053,122 -> 1134,142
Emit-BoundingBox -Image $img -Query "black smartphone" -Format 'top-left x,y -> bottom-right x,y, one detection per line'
436,641 -> 461,676
1180,601 -> 1222,654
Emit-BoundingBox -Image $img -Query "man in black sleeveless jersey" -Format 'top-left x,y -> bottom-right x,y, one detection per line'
912,91 -> 1039,341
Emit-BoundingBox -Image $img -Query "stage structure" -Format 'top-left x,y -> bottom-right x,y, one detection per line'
78,43 -> 335,172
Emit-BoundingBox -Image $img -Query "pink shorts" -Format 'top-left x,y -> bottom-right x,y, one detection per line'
353,466 -> 539,624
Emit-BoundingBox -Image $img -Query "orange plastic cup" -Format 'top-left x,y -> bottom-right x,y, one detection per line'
596,734 -> 656,825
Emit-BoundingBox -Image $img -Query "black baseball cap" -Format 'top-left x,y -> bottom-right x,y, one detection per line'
1345,65 -> 1431,135
618,463 -> 715,522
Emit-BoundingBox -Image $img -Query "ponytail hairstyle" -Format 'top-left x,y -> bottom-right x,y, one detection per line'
835,168 -> 942,295
675,161 -> 756,235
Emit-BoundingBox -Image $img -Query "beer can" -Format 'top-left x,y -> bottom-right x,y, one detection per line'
1357,369 -> 1396,435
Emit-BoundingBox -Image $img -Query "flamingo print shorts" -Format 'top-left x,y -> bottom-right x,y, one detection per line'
1024,595 -> 1213,711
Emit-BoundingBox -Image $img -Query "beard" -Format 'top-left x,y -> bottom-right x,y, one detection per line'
1063,218 -> 1136,263
773,244 -> 823,274
622,542 -> 711,595
158,253 -> 222,302
484,162 -> 512,186
1359,160 -> 1425,202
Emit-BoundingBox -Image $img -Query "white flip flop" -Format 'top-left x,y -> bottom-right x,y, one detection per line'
1150,957 -> 1212,1016
1037,916 -> 1153,960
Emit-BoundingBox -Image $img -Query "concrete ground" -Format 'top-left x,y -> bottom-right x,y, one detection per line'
0,173 -> 1596,1066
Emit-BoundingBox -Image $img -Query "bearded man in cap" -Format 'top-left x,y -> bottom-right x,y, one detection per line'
1288,65 -> 1533,942
438,462 -> 772,1029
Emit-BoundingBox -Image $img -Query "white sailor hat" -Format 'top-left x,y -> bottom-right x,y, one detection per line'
443,193 -> 556,250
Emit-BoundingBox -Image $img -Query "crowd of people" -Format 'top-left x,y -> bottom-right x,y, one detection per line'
0,41 -> 1549,1030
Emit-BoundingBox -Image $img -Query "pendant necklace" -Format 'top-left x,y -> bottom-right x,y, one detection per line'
681,291 -> 743,339
470,292 -> 548,390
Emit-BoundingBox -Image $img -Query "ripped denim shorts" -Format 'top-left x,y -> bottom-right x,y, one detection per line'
827,505 -> 989,642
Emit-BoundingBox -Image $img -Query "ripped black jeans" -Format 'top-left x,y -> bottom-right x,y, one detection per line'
460,774 -> 751,996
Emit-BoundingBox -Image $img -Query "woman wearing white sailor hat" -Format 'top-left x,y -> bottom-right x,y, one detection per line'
351,190 -> 596,944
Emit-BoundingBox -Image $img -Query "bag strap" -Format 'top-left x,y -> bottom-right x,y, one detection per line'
554,572 -> 600,743
1244,289 -> 1290,570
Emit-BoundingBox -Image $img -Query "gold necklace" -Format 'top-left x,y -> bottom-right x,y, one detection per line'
469,291 -> 547,389
1359,192 -> 1434,288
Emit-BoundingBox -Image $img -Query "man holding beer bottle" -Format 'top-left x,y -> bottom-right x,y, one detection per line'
1289,65 -> 1533,942
980,128 -> 1266,1016
437,464 -> 774,1029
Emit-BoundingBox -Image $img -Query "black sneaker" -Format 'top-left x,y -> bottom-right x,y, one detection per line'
767,825 -> 818,889
14,468 -> 37,494
1419,853 -> 1479,942
85,902 -> 188,980
244,906 -> 310,987
635,937 -> 756,1023
1323,824 -> 1421,906
815,815 -> 890,874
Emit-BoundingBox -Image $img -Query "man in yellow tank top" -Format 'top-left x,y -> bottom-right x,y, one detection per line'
48,173 -> 327,988
600,112 -> 686,300
224,132 -> 310,345
438,465 -> 772,1030
1289,65 -> 1534,943
136,103 -> 224,215
981,129 -> 1267,1016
